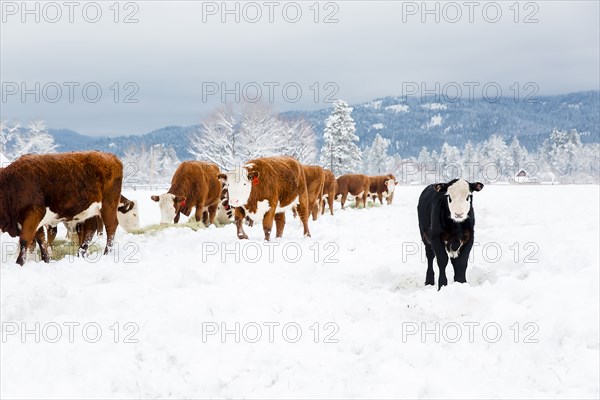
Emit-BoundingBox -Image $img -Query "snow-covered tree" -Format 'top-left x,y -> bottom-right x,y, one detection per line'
417,147 -> 431,165
478,134 -> 513,178
10,120 -> 57,158
439,142 -> 461,165
149,143 -> 180,183
284,120 -> 318,164
542,129 -> 582,176
364,133 -> 390,174
320,99 -> 362,175
462,141 -> 477,163
189,104 -> 318,169
238,103 -> 289,161
121,143 -> 180,184
509,136 -> 528,168
189,106 -> 240,170
0,120 -> 18,155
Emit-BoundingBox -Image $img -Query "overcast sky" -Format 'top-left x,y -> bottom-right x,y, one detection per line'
1,0 -> 599,136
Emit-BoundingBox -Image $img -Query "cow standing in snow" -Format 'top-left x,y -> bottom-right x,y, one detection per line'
417,179 -> 484,289
336,174 -> 370,209
0,151 -> 123,265
368,174 -> 397,205
151,161 -> 221,226
218,156 -> 311,240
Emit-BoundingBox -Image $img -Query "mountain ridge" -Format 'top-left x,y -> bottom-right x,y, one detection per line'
47,90 -> 599,160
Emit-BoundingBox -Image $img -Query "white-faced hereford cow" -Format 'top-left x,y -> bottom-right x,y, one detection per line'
219,156 -> 311,240
151,161 -> 221,226
293,165 -> 325,221
321,169 -> 337,216
369,174 -> 397,205
336,174 -> 370,209
0,151 -> 123,265
418,178 -> 484,289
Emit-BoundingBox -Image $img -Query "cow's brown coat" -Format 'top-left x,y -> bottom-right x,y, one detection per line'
0,151 -> 123,265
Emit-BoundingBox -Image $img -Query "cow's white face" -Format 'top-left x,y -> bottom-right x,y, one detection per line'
445,180 -> 471,222
435,179 -> 484,222
151,193 -> 185,224
385,179 -> 396,193
117,200 -> 140,232
219,166 -> 256,207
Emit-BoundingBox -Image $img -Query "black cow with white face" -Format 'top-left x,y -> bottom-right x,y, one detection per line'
417,178 -> 484,289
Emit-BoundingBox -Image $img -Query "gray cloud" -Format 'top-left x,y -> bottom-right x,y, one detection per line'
1,0 -> 598,136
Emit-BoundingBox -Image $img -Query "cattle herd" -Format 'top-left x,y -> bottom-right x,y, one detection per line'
0,151 -> 484,289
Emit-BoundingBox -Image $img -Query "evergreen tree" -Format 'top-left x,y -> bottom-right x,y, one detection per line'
320,99 -> 362,175
542,129 -> 582,176
366,133 -> 390,174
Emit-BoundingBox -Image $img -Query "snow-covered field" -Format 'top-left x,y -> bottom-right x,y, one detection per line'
1,184 -> 598,399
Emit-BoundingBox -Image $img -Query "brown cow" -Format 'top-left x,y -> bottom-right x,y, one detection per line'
321,169 -> 337,216
369,174 -> 397,205
151,161 -> 221,226
0,151 -> 123,265
218,156 -> 311,240
336,174 -> 370,209
293,165 -> 325,221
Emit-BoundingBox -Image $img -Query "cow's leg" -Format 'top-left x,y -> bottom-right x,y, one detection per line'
355,195 -> 361,209
17,208 -> 45,266
311,201 -> 319,221
362,192 -> 368,209
378,193 -> 383,205
424,242 -> 435,286
29,228 -> 43,253
452,241 -> 473,283
321,198 -> 326,215
195,201 -> 205,224
275,212 -> 286,238
207,204 -> 218,226
432,241 -> 449,290
76,223 -> 84,248
100,206 -> 118,256
47,225 -> 58,249
235,207 -> 248,240
262,207 -> 277,241
174,211 -> 181,224
296,196 -> 311,238
34,227 -> 50,263
327,194 -> 334,215
78,218 -> 98,257
340,193 -> 347,209
292,206 -> 298,219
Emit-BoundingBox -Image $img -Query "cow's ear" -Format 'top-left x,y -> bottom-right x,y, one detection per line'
434,183 -> 448,193
151,195 -> 160,202
218,173 -> 228,183
470,182 -> 484,192
174,196 -> 187,204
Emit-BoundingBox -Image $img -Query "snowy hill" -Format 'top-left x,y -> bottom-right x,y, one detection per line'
45,91 -> 600,160
1,185 -> 598,398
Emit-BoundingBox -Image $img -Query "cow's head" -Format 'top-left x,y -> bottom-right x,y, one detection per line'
151,194 -> 187,224
385,178 -> 396,193
434,179 -> 484,222
218,164 -> 258,207
117,198 -> 140,232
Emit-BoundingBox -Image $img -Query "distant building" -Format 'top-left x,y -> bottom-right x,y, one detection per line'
515,169 -> 539,184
